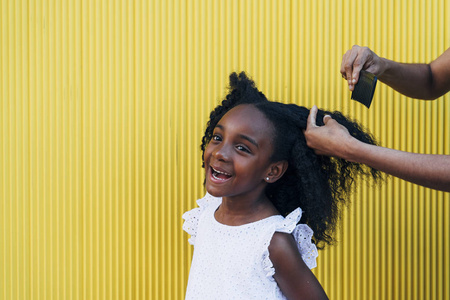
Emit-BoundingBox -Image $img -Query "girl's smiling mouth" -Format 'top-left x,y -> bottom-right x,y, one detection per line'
210,166 -> 232,182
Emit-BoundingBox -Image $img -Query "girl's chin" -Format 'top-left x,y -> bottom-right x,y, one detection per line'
205,185 -> 225,198
206,190 -> 222,198
205,182 -> 232,198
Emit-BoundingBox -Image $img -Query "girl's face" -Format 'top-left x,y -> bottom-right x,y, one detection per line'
204,104 -> 276,200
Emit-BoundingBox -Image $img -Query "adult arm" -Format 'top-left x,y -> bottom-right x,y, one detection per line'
304,106 -> 450,192
341,45 -> 450,100
269,232 -> 328,300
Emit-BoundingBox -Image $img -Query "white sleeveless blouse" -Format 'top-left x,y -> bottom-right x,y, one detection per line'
182,193 -> 318,300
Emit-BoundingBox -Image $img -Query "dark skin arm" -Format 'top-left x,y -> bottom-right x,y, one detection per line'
304,105 -> 450,192
269,232 -> 328,300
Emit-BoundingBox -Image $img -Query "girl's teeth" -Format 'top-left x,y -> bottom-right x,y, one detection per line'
212,167 -> 230,176
211,167 -> 231,180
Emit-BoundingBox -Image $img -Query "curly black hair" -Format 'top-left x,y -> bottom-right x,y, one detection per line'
201,72 -> 382,248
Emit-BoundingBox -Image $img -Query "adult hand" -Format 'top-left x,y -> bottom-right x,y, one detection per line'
305,106 -> 450,191
303,105 -> 353,159
340,45 -> 386,91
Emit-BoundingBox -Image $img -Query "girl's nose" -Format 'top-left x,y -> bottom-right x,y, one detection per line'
213,144 -> 231,162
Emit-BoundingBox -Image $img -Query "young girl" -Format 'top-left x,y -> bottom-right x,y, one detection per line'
183,72 -> 381,299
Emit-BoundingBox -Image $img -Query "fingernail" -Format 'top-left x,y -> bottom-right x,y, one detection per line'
352,79 -> 357,84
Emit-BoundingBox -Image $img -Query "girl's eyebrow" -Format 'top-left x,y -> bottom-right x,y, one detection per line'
216,124 -> 259,148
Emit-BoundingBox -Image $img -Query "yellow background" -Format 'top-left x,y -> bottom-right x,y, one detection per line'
1,0 -> 449,299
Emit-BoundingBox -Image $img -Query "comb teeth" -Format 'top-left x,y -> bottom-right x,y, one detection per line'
351,70 -> 377,108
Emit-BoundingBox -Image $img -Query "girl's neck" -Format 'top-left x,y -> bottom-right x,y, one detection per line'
216,193 -> 279,226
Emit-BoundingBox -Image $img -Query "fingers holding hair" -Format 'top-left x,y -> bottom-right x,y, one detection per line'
306,105 -> 332,127
304,105 -> 329,155
323,114 -> 332,124
306,105 -> 319,128
304,106 -> 350,158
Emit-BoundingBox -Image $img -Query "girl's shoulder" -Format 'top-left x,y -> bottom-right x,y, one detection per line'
182,193 -> 221,245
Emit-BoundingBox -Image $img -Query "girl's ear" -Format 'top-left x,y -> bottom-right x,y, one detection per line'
266,161 -> 288,183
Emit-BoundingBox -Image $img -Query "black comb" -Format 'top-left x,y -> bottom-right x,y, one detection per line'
351,70 -> 377,108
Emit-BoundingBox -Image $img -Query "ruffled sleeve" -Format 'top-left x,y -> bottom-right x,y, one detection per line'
292,223 -> 318,269
262,208 -> 319,278
182,193 -> 219,245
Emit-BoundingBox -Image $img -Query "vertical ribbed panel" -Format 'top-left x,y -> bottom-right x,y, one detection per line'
1,0 -> 449,299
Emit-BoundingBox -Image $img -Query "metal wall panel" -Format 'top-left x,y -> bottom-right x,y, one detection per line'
1,0 -> 449,299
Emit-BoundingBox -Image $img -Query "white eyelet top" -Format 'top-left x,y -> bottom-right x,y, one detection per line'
182,193 -> 318,300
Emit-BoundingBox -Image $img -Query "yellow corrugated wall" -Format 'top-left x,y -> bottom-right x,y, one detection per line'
1,0 -> 449,299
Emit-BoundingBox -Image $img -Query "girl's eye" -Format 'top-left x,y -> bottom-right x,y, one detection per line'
236,145 -> 250,153
212,134 -> 221,142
